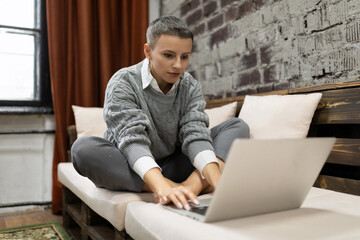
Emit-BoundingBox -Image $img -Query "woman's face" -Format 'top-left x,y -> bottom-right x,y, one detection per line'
144,34 -> 192,94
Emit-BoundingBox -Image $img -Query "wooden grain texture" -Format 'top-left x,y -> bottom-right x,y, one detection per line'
310,88 -> 360,124
289,79 -> 360,94
62,186 -> 131,240
67,125 -> 77,146
327,138 -> 360,166
314,175 -> 360,196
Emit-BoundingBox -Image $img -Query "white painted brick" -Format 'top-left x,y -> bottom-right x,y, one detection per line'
256,23 -> 278,45
222,57 -> 238,76
233,11 -> 263,37
218,37 -> 245,59
205,64 -> 216,80
261,5 -> 274,25
291,16 -> 305,35
271,1 -> 289,21
346,0 -> 360,18
306,9 -> 320,33
327,0 -> 346,26
288,0 -> 319,15
298,35 -> 316,56
195,36 -> 210,51
162,0 -> 181,16
162,0 -> 360,94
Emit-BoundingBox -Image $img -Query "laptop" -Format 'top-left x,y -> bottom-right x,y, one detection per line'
163,138 -> 336,222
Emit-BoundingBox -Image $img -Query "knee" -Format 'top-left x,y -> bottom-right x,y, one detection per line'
229,118 -> 250,138
71,136 -> 97,174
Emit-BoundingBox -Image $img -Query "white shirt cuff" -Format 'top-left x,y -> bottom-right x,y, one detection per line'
133,156 -> 161,180
193,150 -> 219,179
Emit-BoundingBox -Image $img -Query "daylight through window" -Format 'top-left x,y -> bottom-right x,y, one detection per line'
0,0 -> 40,101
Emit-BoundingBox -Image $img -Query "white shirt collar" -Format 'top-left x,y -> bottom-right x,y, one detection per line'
141,58 -> 179,95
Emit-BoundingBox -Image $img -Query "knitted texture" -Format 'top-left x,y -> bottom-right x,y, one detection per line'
103,61 -> 214,168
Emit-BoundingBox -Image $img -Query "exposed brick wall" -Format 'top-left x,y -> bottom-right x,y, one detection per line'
161,0 -> 360,99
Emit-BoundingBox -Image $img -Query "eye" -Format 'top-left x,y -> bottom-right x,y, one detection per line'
164,53 -> 173,58
181,54 -> 190,60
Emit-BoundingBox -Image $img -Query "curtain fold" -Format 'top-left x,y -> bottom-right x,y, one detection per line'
46,0 -> 148,214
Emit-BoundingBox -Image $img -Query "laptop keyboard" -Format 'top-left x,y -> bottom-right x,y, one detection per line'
189,205 -> 208,215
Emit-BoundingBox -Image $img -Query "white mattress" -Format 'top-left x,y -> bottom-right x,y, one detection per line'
58,162 -> 155,231
125,187 -> 360,240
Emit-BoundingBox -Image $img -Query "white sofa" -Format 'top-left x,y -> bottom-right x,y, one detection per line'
60,82 -> 360,239
58,162 -> 360,240
125,188 -> 360,240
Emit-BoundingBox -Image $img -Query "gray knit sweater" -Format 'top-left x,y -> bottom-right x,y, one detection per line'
103,60 -> 214,168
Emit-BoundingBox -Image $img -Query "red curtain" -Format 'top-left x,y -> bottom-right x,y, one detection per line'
46,0 -> 148,214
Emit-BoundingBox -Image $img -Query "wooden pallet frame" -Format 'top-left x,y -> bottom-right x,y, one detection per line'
62,186 -> 133,240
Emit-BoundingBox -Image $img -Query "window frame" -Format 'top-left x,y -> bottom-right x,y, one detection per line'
0,0 -> 52,114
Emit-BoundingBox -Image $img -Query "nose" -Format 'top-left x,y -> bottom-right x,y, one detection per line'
173,58 -> 182,70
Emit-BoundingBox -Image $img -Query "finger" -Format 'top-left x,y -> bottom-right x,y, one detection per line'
187,194 -> 200,206
179,187 -> 199,206
169,194 -> 183,209
157,191 -> 169,205
174,191 -> 190,210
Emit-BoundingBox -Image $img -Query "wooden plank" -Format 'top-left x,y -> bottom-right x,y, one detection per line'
66,203 -> 82,227
314,175 -> 360,196
206,82 -> 360,123
206,80 -> 360,109
289,79 -> 360,94
206,89 -> 288,109
87,225 -> 115,240
327,138 -> 360,166
310,88 -> 360,124
81,201 -> 108,226
63,186 -> 81,204
206,96 -> 244,109
68,125 -> 77,147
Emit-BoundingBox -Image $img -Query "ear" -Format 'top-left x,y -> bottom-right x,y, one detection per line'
144,43 -> 151,60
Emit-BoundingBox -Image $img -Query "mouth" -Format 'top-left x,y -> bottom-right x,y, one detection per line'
168,72 -> 181,77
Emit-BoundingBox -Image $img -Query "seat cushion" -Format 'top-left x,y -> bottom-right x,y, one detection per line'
58,162 -> 155,231
125,188 -> 360,240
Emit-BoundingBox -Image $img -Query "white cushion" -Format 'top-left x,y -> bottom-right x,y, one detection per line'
72,105 -> 107,138
205,101 -> 237,129
58,162 -> 155,231
125,188 -> 360,240
238,93 -> 322,139
72,101 -> 237,137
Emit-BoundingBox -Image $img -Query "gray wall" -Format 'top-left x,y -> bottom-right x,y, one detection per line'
0,115 -> 55,206
162,0 -> 360,99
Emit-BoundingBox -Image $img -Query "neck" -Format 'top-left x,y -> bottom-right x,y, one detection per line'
159,82 -> 173,94
149,65 -> 173,94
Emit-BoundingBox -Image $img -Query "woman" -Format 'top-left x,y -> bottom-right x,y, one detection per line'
72,16 -> 249,210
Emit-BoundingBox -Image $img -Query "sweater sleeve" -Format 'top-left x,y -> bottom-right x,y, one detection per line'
179,76 -> 214,163
103,70 -> 154,168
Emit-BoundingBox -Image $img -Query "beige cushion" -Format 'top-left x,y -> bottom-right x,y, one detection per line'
72,101 -> 237,137
58,162 -> 155,231
238,93 -> 322,139
72,105 -> 107,138
205,101 -> 237,129
125,188 -> 360,240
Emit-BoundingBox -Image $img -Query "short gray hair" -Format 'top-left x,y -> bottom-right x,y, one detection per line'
146,15 -> 193,48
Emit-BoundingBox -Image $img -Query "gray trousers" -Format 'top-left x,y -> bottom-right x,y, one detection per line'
71,118 -> 249,192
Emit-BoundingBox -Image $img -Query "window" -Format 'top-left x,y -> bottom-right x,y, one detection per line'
0,0 -> 52,112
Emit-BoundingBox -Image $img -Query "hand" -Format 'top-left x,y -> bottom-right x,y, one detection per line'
143,168 -> 199,210
157,185 -> 199,210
